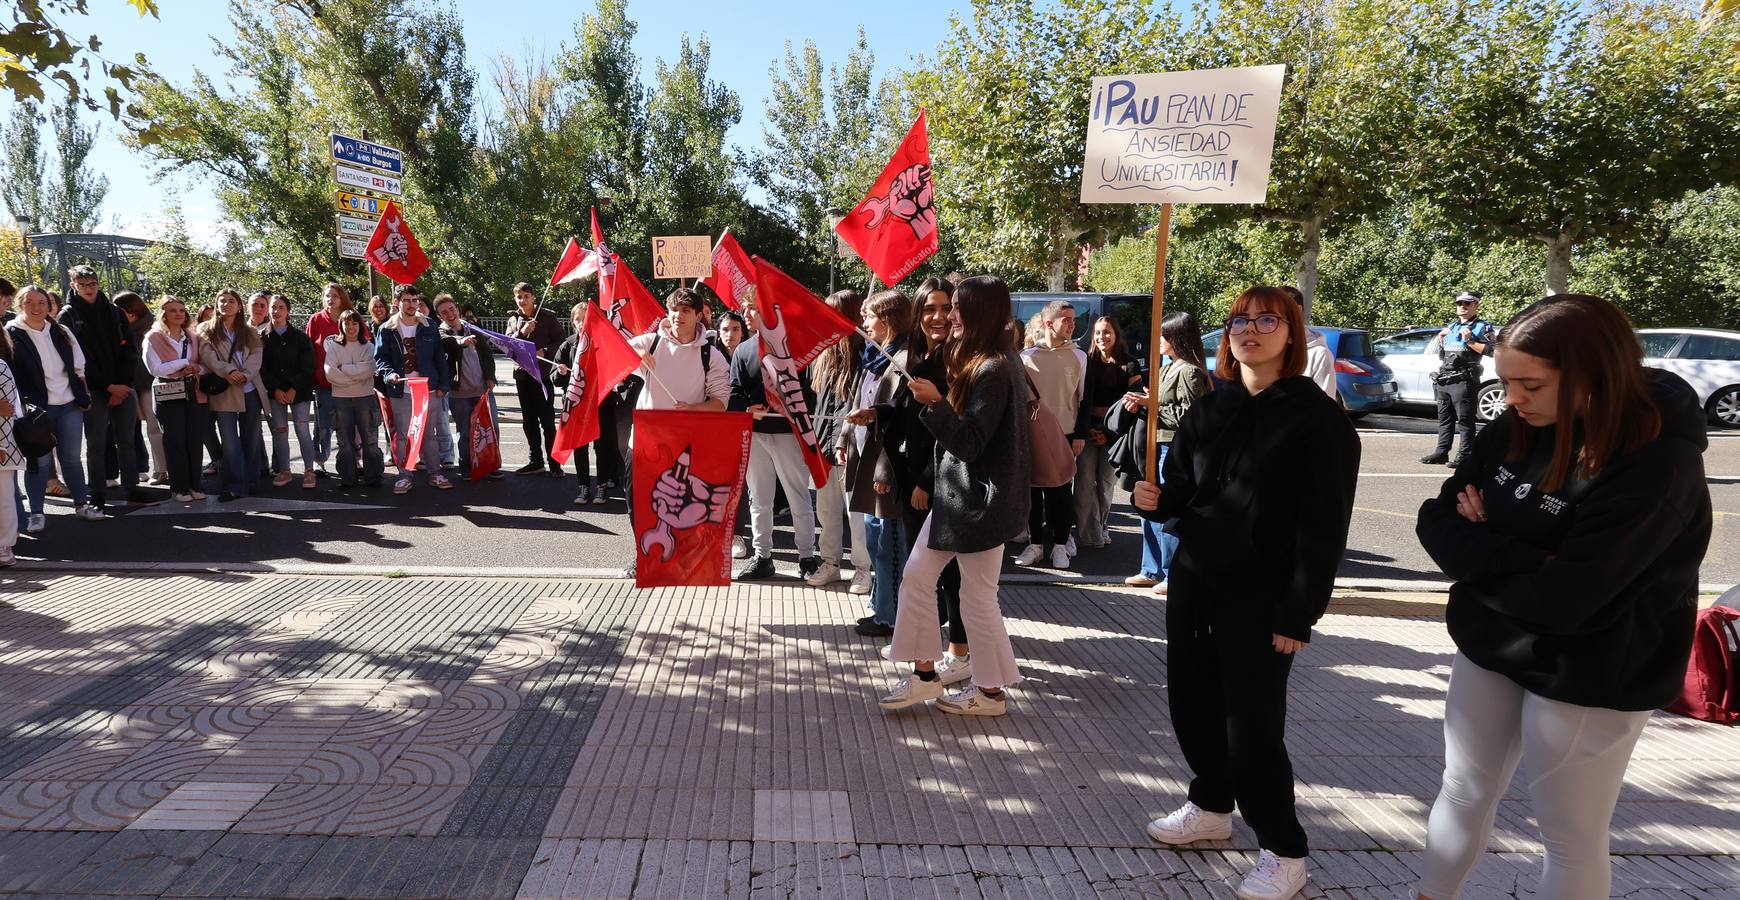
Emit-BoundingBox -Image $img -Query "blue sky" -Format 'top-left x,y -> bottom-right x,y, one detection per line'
9,0 -> 965,246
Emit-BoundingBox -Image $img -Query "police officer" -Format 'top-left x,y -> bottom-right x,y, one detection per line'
1421,290 -> 1496,467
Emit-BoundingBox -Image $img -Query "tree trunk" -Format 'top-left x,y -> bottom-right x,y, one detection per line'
1293,214 -> 1323,323
1542,230 -> 1573,295
1047,230 -> 1075,291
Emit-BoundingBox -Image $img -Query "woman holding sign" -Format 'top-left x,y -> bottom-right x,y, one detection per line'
1130,286 -> 1359,900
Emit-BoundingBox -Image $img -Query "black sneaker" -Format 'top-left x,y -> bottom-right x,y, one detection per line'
855,620 -> 894,637
797,556 -> 822,579
364,478 -> 384,490
126,488 -> 162,507
735,556 -> 775,581
218,491 -> 241,503
1419,453 -> 1448,465
856,615 -> 879,628
514,462 -> 545,475
1448,455 -> 1469,469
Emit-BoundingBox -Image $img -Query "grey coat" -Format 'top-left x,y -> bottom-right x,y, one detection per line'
920,352 -> 1031,553
840,347 -> 908,520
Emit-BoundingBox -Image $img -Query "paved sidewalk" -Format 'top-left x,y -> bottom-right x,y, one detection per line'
0,572 -> 1735,898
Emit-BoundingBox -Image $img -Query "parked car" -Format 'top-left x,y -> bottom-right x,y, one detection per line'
1201,325 -> 1398,415
1373,326 -> 1504,423
1639,328 -> 1740,427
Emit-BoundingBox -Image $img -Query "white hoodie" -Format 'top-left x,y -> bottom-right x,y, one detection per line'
628,318 -> 729,411
1304,328 -> 1339,400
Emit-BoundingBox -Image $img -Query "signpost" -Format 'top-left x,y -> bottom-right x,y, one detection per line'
330,133 -> 404,176
1079,65 -> 1285,482
650,235 -> 712,281
330,133 -> 406,297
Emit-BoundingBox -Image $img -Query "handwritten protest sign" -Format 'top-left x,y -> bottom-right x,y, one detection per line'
651,236 -> 713,280
1080,65 -> 1285,205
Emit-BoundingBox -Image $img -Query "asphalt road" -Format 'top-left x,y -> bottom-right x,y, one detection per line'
14,389 -> 1738,588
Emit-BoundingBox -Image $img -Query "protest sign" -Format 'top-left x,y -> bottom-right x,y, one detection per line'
651,236 -> 713,280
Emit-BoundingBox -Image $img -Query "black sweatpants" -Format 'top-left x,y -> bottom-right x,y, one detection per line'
1028,484 -> 1075,547
1165,557 -> 1308,860
515,370 -> 558,468
1432,376 -> 1476,458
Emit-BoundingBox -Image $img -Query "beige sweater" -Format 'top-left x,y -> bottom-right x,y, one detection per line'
1021,339 -> 1088,438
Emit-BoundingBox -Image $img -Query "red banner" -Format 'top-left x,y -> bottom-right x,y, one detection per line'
834,111 -> 938,287
632,410 -> 753,589
552,301 -> 642,464
704,229 -> 755,310
549,237 -> 598,286
468,393 -> 502,482
391,377 -> 431,470
366,201 -> 431,285
747,257 -> 855,487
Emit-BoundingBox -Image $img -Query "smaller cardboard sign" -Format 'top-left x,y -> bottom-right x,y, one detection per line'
650,235 -> 712,280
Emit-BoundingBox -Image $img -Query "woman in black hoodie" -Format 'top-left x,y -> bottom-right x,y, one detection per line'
1412,294 -> 1712,900
1131,285 -> 1360,900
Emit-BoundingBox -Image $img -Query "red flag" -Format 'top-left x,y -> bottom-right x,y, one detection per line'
749,257 -> 856,486
835,111 -> 938,287
632,410 -> 753,588
366,201 -> 431,285
551,301 -> 642,464
549,237 -> 597,286
704,229 -> 755,310
385,377 -> 432,469
589,207 -> 664,338
468,393 -> 502,482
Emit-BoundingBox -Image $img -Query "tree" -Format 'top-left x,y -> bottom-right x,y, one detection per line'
0,0 -> 158,133
904,0 -> 1186,290
1186,0 -> 1442,318
40,93 -> 108,231
1419,0 -> 1740,294
0,101 -> 45,226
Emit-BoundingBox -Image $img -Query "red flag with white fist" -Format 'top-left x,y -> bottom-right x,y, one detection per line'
834,111 -> 937,287
366,201 -> 431,285
631,410 -> 754,589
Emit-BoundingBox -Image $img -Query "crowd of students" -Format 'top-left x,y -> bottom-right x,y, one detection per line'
0,265 -> 1713,900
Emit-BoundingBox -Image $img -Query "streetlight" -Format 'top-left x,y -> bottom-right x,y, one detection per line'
824,206 -> 845,296
12,215 -> 31,285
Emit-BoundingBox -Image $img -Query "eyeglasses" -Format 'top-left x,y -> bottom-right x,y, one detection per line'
1226,314 -> 1286,335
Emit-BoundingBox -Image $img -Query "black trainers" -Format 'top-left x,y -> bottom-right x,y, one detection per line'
514,461 -> 545,475
855,620 -> 894,637
1419,453 -> 1448,465
1448,455 -> 1469,468
797,556 -> 822,579
735,556 -> 775,581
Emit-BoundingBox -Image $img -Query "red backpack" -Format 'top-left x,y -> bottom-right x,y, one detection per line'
1667,605 -> 1740,724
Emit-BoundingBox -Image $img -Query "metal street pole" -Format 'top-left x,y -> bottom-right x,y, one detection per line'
824,207 -> 844,297
12,215 -> 30,284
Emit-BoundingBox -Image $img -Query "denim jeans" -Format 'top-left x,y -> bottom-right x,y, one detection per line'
25,402 -> 88,513
332,394 -> 384,485
448,394 -> 479,476
1138,444 -> 1180,581
864,514 -> 908,627
268,398 -> 315,473
389,394 -> 442,476
433,394 -> 456,466
313,386 -> 334,465
216,391 -> 265,496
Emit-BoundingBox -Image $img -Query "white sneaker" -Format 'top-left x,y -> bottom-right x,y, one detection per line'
25,514 -> 45,533
848,570 -> 873,595
1064,535 -> 1078,556
1013,544 -> 1045,566
1235,850 -> 1307,900
879,644 -> 894,661
805,561 -> 842,587
74,504 -> 104,522
936,652 -> 972,685
1050,546 -> 1071,569
190,490 -> 207,501
731,537 -> 751,559
878,675 -> 945,709
936,685 -> 1005,716
171,492 -> 193,503
1144,801 -> 1233,845
0,548 -> 14,567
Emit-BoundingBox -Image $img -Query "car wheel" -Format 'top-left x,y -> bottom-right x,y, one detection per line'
1476,382 -> 1506,423
1709,385 -> 1740,428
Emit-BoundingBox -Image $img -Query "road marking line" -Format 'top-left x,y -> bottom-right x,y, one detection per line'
1354,506 -> 1414,519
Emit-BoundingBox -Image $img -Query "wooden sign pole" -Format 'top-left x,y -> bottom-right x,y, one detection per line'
1143,203 -> 1173,484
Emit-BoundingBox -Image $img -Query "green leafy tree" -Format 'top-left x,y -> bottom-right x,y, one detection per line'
905,0 -> 1185,290
0,101 -> 45,226
40,93 -> 108,231
1419,0 -> 1740,294
0,0 -> 157,132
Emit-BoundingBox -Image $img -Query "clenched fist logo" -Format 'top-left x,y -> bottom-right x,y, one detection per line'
373,217 -> 411,266
638,448 -> 731,562
861,163 -> 936,242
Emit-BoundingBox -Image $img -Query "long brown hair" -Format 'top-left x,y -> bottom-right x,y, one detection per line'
1214,286 -> 1305,382
810,289 -> 864,398
911,276 -> 953,364
1088,315 -> 1129,365
863,289 -> 913,347
946,275 -> 1013,413
1497,294 -> 1661,492
199,288 -> 259,353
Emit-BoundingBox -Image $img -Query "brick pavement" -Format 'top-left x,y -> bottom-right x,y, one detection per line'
0,572 -> 1735,898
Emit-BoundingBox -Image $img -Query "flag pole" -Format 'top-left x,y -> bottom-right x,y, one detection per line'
1143,204 -> 1173,485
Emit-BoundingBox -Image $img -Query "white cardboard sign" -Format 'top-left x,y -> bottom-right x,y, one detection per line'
1080,65 -> 1285,205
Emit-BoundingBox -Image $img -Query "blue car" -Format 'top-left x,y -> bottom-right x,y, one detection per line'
1201,325 -> 1399,416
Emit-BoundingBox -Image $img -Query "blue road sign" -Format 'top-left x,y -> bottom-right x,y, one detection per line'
330,133 -> 404,176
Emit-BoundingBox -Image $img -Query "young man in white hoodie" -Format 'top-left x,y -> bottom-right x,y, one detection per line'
623,288 -> 731,579
1018,300 -> 1089,570
1283,286 -> 1338,402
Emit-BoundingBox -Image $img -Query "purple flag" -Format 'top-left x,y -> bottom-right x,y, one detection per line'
465,321 -> 549,399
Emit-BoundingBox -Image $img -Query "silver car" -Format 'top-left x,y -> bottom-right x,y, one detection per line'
1372,326 -> 1504,422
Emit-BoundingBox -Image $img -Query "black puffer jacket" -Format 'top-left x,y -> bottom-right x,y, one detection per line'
259,324 -> 317,399
58,292 -> 135,393
1417,369 -> 1713,711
